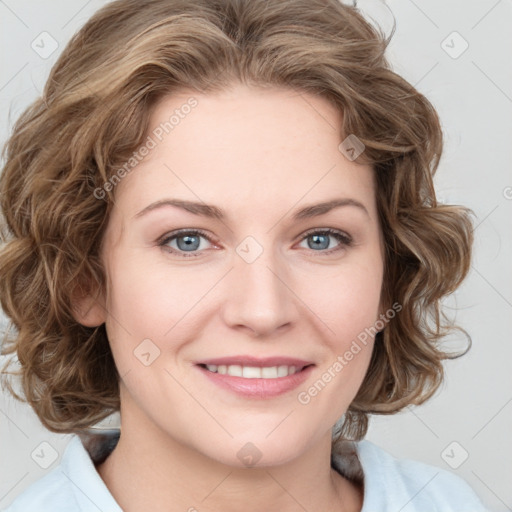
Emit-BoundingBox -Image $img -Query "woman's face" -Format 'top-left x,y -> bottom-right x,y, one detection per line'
96,84 -> 384,466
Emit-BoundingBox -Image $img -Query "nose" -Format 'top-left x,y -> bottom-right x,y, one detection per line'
220,244 -> 299,338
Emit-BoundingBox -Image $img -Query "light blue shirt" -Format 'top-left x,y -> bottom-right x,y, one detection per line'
3,432 -> 489,511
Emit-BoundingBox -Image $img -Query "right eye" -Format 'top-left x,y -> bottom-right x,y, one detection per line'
158,229 -> 216,258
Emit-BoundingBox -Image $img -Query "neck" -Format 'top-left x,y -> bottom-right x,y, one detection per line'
96,405 -> 363,512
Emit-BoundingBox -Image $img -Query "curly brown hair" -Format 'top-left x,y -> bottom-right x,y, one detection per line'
0,0 -> 473,442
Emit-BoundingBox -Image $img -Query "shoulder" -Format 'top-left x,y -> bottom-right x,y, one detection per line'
332,439 -> 489,512
2,434 -> 122,512
357,440 -> 489,512
1,465 -> 78,512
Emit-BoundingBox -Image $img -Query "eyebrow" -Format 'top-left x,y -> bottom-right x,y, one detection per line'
133,197 -> 369,221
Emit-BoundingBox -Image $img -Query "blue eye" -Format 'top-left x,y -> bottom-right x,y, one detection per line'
159,229 -> 213,257
299,229 -> 352,254
158,228 -> 352,258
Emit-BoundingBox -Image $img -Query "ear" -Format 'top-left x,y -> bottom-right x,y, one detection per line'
70,283 -> 107,327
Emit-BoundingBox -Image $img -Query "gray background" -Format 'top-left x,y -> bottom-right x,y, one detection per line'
0,0 -> 511,510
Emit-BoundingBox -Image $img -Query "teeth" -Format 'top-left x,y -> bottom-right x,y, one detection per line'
227,365 -> 242,377
261,366 -> 278,378
242,366 -> 261,378
204,364 -> 298,378
277,365 -> 289,377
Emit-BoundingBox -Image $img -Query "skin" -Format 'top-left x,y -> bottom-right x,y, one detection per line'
74,83 -> 385,512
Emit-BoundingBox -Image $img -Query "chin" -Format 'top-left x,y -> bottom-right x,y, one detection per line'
198,430 -> 315,469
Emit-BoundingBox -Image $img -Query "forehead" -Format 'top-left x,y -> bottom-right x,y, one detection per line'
112,84 -> 376,220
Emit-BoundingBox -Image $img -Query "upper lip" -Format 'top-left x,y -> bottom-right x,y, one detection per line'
196,355 -> 314,368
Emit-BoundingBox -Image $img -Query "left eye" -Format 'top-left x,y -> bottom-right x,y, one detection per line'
158,228 -> 352,257
298,229 -> 352,253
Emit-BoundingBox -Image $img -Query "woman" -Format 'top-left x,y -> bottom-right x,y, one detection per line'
0,0 -> 488,510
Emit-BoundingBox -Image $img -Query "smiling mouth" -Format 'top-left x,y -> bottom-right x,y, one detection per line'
198,363 -> 312,379
196,358 -> 315,398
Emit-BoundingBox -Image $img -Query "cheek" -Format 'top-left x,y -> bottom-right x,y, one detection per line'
294,265 -> 381,417
102,251 -> 223,377
301,260 -> 383,344
105,252 -> 208,333
296,258 -> 382,390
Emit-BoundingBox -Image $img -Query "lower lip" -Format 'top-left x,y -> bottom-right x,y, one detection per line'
197,365 -> 314,398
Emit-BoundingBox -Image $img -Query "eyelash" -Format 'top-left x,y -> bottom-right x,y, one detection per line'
158,228 -> 353,258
